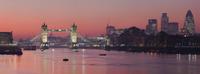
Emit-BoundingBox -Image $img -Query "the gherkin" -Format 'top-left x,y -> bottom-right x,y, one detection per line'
183,10 -> 195,34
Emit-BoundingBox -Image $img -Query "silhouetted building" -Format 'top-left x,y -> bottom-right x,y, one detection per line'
146,19 -> 158,35
168,22 -> 179,35
0,32 -> 13,44
183,10 -> 195,35
118,27 -> 146,47
106,25 -> 116,36
161,13 -> 169,33
106,24 -> 124,46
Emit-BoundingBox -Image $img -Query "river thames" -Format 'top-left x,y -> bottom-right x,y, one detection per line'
0,48 -> 200,74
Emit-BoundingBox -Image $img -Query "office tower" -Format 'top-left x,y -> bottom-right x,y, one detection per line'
168,22 -> 179,35
146,19 -> 158,35
183,10 -> 195,34
161,13 -> 169,33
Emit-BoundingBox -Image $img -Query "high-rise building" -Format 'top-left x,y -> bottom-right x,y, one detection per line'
168,22 -> 179,35
146,19 -> 158,35
183,10 -> 195,34
161,13 -> 169,33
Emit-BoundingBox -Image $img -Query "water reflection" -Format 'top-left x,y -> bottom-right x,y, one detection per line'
176,54 -> 181,62
13,55 -> 21,71
188,54 -> 197,63
0,48 -> 200,74
72,51 -> 77,74
82,49 -> 86,74
176,54 -> 197,63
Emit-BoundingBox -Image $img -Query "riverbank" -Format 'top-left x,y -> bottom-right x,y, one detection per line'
105,46 -> 200,54
0,46 -> 23,55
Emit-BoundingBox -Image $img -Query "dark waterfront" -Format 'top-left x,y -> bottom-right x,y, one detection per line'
0,48 -> 200,74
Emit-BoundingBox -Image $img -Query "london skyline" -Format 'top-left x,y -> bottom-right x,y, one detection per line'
0,0 -> 200,40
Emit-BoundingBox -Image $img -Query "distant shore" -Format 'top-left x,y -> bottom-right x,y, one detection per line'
0,46 -> 23,55
105,46 -> 200,54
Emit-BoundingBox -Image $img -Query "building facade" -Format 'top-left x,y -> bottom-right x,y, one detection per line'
0,32 -> 13,44
106,25 -> 116,36
161,13 -> 169,33
168,22 -> 179,35
183,10 -> 195,35
146,19 -> 158,35
106,24 -> 124,46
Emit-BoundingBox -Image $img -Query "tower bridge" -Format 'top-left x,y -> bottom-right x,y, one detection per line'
24,23 -> 106,51
40,23 -> 78,50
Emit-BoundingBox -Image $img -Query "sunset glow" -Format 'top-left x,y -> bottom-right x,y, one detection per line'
0,0 -> 199,40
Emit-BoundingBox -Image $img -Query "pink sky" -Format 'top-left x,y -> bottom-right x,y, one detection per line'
0,0 -> 199,40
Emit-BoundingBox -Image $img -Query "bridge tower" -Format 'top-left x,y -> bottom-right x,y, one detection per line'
70,23 -> 78,49
40,23 -> 49,49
